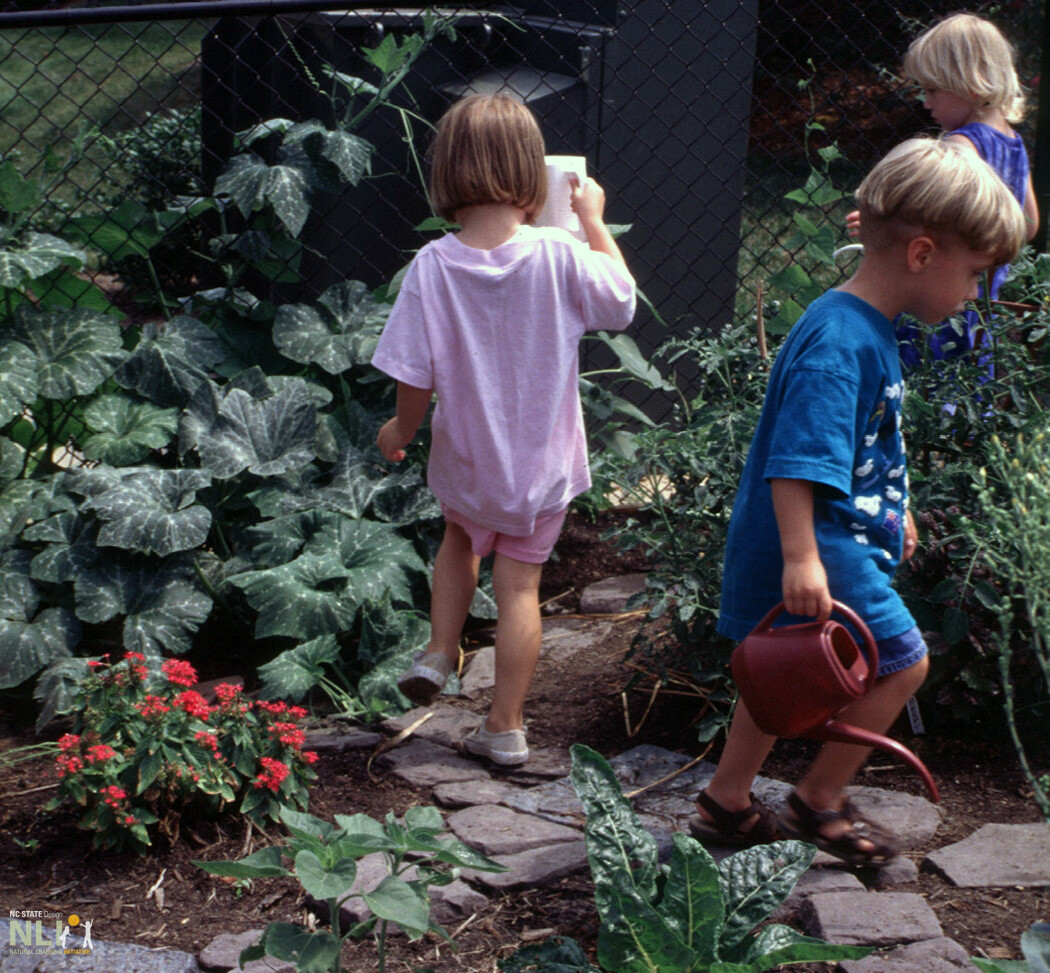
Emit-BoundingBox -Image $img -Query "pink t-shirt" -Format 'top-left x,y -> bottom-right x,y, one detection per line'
371,225 -> 636,535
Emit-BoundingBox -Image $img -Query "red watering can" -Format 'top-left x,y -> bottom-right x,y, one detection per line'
731,600 -> 939,802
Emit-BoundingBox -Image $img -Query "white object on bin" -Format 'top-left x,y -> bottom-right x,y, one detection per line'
534,155 -> 588,242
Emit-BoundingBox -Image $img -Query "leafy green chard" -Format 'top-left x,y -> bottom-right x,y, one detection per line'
502,744 -> 872,972
196,803 -> 506,973
971,922 -> 1050,973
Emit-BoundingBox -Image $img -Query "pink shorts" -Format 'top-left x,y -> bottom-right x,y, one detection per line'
442,504 -> 567,564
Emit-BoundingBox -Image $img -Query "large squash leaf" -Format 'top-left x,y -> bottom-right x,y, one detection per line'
228,519 -> 423,639
67,199 -> 182,262
215,151 -> 314,238
0,306 -> 125,399
273,280 -> 389,374
65,467 -> 212,556
25,510 -> 100,583
0,232 -> 85,289
74,552 -> 212,656
284,447 -> 409,520
0,338 -> 39,424
82,394 -> 179,466
182,378 -> 318,479
0,549 -> 81,688
257,634 -> 341,701
116,315 -> 227,408
33,656 -> 92,732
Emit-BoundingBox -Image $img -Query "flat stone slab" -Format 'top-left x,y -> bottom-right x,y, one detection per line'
198,929 -> 296,972
770,868 -> 866,922
846,784 -> 944,849
302,728 -> 383,751
459,645 -> 495,697
539,618 -> 616,662
839,936 -> 976,972
502,777 -> 583,825
380,704 -> 483,750
578,573 -> 648,614
374,737 -> 492,787
432,777 -> 522,808
925,822 -> 1050,888
799,891 -> 943,947
459,840 -> 589,891
445,804 -> 582,856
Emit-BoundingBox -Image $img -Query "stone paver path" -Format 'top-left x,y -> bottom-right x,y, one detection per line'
3,576 -> 1048,973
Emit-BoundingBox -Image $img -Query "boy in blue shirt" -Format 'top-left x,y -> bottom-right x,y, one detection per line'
690,137 -> 1026,866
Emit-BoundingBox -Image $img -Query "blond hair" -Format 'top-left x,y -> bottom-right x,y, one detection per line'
856,137 -> 1025,266
428,94 -> 547,222
903,12 -> 1025,122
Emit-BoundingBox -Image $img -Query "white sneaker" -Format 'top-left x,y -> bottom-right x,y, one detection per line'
463,724 -> 529,766
396,651 -> 452,706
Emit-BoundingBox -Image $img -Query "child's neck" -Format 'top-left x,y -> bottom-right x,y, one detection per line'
959,104 -> 1012,135
454,203 -> 528,250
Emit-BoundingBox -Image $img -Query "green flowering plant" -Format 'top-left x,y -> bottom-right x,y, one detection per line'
46,651 -> 318,853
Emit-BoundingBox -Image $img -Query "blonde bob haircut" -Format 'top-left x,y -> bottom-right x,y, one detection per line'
855,137 -> 1025,267
429,94 -> 547,222
903,12 -> 1024,121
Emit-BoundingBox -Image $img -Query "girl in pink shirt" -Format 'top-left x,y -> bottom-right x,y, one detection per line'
372,94 -> 635,766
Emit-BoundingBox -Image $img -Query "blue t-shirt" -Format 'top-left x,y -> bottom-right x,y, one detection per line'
719,290 -> 916,642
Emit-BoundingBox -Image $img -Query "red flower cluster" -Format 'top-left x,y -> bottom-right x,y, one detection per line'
84,744 -> 117,764
124,652 -> 149,682
173,691 -> 211,720
270,721 -> 306,748
136,694 -> 171,718
253,757 -> 290,793
194,730 -> 219,752
101,785 -> 127,808
161,658 -> 198,688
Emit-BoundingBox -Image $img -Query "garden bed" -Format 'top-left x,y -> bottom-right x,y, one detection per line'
0,511 -> 1046,971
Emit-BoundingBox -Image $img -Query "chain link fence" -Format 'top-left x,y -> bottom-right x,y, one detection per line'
0,0 -> 1042,414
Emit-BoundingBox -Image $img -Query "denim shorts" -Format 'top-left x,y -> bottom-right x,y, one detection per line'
876,625 -> 928,676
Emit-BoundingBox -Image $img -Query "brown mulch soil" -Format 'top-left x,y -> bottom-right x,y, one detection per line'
0,509 -> 1047,971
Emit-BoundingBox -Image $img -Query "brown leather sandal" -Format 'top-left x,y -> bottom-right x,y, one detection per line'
777,791 -> 899,867
687,790 -> 782,847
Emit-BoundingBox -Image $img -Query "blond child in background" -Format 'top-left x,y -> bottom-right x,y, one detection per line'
693,139 -> 1025,866
372,94 -> 635,766
849,12 -> 1038,368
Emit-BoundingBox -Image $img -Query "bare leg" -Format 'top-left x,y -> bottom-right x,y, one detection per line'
484,553 -> 543,733
428,522 -> 481,667
697,699 -> 778,828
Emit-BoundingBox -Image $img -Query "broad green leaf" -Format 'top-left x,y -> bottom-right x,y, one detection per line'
500,935 -> 601,972
428,834 -> 509,872
0,232 -> 85,288
82,394 -> 179,466
273,281 -> 389,374
0,160 -> 41,214
595,876 -> 695,973
229,518 -> 423,638
317,128 -> 372,186
195,846 -> 290,878
294,848 -> 357,901
285,447 -> 398,520
322,66 -> 379,99
242,509 -> 342,567
67,200 -> 181,261
740,923 -> 872,970
259,924 -> 341,973
569,744 -> 660,909
589,332 -> 675,391
332,812 -> 387,838
0,338 -> 38,425
73,553 -> 212,655
116,316 -> 226,408
34,266 -> 120,315
971,960 -> 1029,973
184,380 -> 318,479
718,840 -> 815,954
1022,921 -> 1050,972
0,549 -> 80,688
215,152 -> 313,238
0,478 -> 68,547
279,805 -> 338,841
0,306 -> 125,399
66,467 -> 212,556
257,635 -> 341,702
32,656 -> 92,732
238,117 -> 297,145
25,510 -> 99,583
362,875 -> 430,939
657,833 -> 724,963
357,600 -> 430,667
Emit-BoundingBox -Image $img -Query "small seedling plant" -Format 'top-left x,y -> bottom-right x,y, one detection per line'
502,744 -> 872,972
196,803 -> 507,973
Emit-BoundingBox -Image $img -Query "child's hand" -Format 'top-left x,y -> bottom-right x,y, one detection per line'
903,509 -> 918,560
377,417 -> 412,462
782,556 -> 832,621
846,209 -> 861,239
570,177 -> 607,227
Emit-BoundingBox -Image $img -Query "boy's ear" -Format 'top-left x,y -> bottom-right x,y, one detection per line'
906,234 -> 937,272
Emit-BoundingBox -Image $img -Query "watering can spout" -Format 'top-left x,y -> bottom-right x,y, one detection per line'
814,719 -> 940,802
731,601 -> 940,802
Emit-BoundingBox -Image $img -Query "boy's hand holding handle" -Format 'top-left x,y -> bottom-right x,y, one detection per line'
772,478 -> 833,622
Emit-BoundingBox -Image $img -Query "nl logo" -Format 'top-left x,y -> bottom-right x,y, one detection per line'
8,911 -> 94,955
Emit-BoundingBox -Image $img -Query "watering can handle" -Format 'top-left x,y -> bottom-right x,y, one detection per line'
752,600 -> 879,692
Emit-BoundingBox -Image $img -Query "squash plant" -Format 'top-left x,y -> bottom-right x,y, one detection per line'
0,19 -> 459,726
